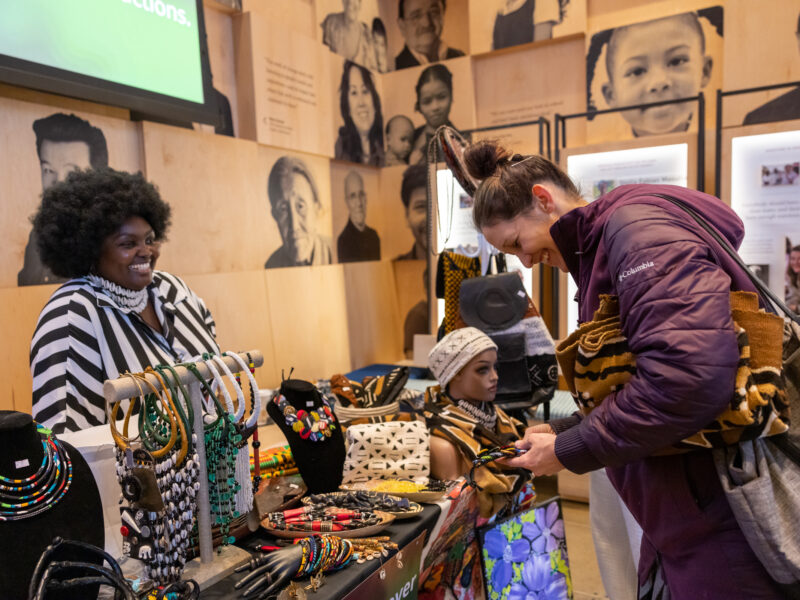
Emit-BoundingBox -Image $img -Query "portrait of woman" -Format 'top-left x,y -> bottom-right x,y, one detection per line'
408,63 -> 462,164
334,60 -> 385,166
30,168 -> 220,433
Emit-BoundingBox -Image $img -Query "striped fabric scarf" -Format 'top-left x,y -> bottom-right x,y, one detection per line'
556,293 -> 789,452
422,386 -> 530,517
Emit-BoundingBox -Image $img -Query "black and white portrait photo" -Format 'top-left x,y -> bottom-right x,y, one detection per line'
320,0 -> 383,71
743,9 -> 800,126
468,0 -> 586,54
334,59 -> 385,166
265,155 -> 333,269
586,8 -> 723,139
382,57 -> 475,166
395,163 -> 428,261
393,0 -> 466,70
19,113 -> 109,286
333,167 -> 381,263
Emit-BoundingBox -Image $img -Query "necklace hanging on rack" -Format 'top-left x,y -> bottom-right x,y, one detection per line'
273,394 -> 336,441
0,424 -> 72,521
185,362 -> 241,546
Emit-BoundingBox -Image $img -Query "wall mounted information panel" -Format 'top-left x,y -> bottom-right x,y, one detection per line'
563,139 -> 691,337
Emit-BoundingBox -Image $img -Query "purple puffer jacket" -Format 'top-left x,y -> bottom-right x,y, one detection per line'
548,184 -> 783,599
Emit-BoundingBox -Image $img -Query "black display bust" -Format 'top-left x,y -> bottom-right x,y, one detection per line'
0,411 -> 104,599
266,380 -> 345,494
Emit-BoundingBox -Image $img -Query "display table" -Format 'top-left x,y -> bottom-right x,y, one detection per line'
202,504 -> 441,599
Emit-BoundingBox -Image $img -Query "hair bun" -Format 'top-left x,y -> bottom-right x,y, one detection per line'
463,140 -> 511,181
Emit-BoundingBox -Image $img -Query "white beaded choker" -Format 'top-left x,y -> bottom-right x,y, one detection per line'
87,274 -> 149,313
456,398 -> 497,431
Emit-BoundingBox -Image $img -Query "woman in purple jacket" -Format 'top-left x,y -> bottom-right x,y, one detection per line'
462,140 -> 783,598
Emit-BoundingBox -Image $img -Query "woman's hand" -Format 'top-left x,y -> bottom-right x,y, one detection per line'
501,427 -> 564,476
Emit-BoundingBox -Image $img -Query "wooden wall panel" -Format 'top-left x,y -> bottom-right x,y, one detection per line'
260,145 -> 334,269
468,0 -> 586,55
392,259 -> 428,357
180,270 -> 279,387
330,161 -> 384,263
342,261 -> 403,366
0,284 -> 59,413
232,12 -> 334,157
584,1 -> 724,144
0,97 -> 142,289
204,5 -> 240,136
141,121 -> 269,276
473,123 -> 550,157
722,0 -> 800,127
379,165 -> 420,260
264,265 -> 352,381
472,37 -> 586,145
240,0 -> 317,39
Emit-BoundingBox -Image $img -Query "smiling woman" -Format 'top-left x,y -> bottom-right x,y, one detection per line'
29,168 -> 220,433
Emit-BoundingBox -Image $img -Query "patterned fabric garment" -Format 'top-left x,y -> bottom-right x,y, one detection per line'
422,386 -> 529,518
30,271 -> 219,433
556,292 -> 788,452
435,251 -> 481,336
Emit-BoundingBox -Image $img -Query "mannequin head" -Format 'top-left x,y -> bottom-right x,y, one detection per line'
428,327 -> 499,403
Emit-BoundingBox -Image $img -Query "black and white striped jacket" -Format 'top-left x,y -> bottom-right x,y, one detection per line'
31,271 -> 219,433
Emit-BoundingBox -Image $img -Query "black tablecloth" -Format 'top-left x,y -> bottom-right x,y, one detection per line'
203,504 -> 441,598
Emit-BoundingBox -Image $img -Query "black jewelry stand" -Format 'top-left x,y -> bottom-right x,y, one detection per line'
0,411 -> 104,600
266,379 -> 346,494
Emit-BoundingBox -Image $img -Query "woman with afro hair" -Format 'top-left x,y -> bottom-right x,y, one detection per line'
30,167 -> 219,433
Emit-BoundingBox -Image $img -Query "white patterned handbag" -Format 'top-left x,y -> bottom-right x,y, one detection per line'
341,420 -> 430,484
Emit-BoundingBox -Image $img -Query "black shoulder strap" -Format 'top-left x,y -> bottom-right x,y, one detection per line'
651,192 -> 800,326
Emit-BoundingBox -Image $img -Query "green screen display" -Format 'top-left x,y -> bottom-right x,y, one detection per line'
0,0 -> 205,104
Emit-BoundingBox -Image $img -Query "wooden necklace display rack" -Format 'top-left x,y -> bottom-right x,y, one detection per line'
104,349 -> 264,591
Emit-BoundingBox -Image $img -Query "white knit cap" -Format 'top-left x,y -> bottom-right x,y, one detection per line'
427,327 -> 498,388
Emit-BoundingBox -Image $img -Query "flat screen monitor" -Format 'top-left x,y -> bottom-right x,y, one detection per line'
0,0 -> 216,124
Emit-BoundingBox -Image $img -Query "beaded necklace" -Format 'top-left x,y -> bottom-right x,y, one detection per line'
86,274 -> 149,313
455,398 -> 497,431
273,393 -> 336,441
185,362 -> 241,546
0,424 -> 73,521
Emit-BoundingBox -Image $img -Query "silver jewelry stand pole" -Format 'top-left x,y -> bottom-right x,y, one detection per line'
103,350 -> 263,586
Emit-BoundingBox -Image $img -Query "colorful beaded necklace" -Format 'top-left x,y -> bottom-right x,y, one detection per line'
0,424 -> 72,521
273,393 -> 336,441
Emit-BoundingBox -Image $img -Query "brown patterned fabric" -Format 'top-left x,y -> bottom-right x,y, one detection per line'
422,386 -> 530,517
556,292 -> 788,452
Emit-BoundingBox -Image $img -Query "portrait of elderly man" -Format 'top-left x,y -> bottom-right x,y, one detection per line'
395,0 -> 464,70
19,112 -> 108,286
265,156 -> 332,269
337,170 -> 381,263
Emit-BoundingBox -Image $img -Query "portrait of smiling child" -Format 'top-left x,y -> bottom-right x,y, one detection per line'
588,10 -> 720,137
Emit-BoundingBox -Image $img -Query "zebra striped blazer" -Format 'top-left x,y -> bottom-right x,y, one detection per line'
30,271 -> 219,433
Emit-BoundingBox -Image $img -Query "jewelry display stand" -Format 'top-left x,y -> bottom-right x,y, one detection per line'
103,350 -> 263,590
